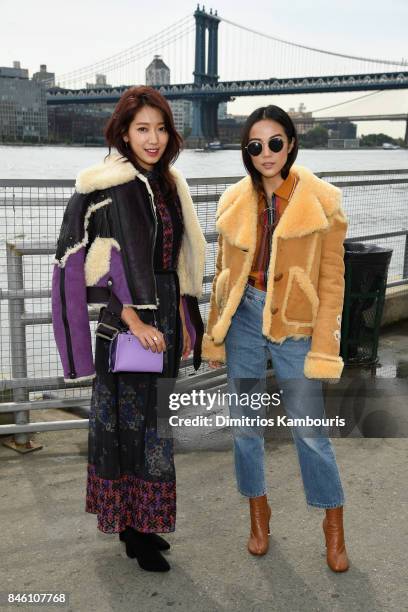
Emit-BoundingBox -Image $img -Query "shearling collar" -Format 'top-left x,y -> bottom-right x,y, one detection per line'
216,165 -> 342,250
75,152 -> 186,194
75,152 -> 206,299
75,153 -> 136,193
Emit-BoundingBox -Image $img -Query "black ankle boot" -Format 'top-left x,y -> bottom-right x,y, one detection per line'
145,533 -> 170,551
119,527 -> 170,551
119,528 -> 170,572
119,527 -> 138,559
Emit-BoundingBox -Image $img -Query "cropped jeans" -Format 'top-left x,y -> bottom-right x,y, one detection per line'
225,283 -> 345,509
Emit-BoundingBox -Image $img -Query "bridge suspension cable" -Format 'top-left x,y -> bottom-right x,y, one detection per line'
310,90 -> 385,114
50,8 -> 408,97
55,14 -> 195,89
220,17 -> 408,68
218,16 -> 408,84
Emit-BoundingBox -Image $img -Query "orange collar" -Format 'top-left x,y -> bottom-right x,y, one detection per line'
257,171 -> 298,208
274,170 -> 298,201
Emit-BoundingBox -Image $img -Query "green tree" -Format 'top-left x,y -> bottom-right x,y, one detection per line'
360,133 -> 400,147
299,125 -> 328,148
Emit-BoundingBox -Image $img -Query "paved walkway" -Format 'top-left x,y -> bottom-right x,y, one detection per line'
1,321 -> 407,612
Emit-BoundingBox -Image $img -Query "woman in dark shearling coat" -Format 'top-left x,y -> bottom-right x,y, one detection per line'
52,86 -> 206,572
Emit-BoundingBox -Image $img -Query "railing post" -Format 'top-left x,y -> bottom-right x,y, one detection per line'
3,243 -> 41,452
403,232 -> 408,280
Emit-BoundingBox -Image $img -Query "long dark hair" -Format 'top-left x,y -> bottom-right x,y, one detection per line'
241,105 -> 298,192
105,86 -> 183,197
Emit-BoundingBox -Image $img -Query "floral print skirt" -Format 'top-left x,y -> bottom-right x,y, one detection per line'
85,270 -> 182,534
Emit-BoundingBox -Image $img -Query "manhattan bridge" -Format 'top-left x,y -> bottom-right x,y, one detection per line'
47,5 -> 408,142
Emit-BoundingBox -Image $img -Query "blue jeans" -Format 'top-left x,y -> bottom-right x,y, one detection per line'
225,283 -> 345,508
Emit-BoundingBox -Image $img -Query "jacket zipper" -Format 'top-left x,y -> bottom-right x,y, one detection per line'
110,183 -> 159,309
148,192 -> 157,246
147,191 -> 160,308
60,267 -> 76,378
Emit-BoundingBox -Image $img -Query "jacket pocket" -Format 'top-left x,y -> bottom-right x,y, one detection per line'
215,268 -> 230,312
282,267 -> 319,327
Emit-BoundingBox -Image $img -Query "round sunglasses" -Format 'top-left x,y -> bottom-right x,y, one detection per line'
245,137 -> 285,157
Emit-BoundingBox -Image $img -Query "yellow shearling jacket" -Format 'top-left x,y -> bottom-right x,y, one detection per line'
201,164 -> 348,380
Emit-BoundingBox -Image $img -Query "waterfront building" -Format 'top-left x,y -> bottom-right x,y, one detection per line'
324,120 -> 357,140
218,117 -> 245,143
86,74 -> 112,89
328,138 -> 360,149
145,55 -> 192,136
49,75 -> 114,143
288,103 -> 314,134
170,99 -> 193,137
146,55 -> 170,86
32,64 -> 55,88
218,102 -> 228,120
0,60 -> 29,79
0,61 -> 48,142
47,104 -> 113,144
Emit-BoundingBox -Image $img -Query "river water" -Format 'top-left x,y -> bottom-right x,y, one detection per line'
0,145 -> 407,385
1,144 -> 407,281
1,145 -> 408,179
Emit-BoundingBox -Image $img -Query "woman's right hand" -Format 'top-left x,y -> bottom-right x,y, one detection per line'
208,360 -> 222,369
129,320 -> 166,353
121,306 -> 166,353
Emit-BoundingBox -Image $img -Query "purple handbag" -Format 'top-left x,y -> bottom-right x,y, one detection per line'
109,330 -> 164,373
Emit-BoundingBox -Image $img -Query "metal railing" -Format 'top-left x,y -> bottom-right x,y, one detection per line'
1,169 -> 407,446
320,170 -> 408,286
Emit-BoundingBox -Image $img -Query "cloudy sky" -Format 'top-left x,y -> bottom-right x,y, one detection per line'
2,0 -> 407,137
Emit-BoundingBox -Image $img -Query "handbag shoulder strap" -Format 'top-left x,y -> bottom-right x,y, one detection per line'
95,278 -> 124,341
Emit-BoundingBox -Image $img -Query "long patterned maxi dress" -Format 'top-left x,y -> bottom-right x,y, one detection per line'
85,168 -> 184,534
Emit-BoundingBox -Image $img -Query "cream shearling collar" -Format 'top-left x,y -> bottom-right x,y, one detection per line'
75,152 -> 187,194
216,165 -> 342,249
74,152 -> 206,299
75,153 -> 137,193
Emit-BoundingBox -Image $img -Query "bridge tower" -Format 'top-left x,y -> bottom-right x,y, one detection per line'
191,5 -> 221,142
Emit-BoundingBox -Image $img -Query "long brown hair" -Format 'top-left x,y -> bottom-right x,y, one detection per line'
105,86 -> 183,197
241,105 -> 298,193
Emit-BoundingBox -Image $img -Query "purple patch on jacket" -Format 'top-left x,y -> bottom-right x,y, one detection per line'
93,247 -> 133,305
51,265 -> 70,377
52,247 -> 95,380
182,296 -> 196,349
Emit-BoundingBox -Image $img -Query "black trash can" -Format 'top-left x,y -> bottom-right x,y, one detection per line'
340,242 -> 393,365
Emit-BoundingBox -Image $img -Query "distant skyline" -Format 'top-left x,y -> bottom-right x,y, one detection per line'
2,0 -> 408,138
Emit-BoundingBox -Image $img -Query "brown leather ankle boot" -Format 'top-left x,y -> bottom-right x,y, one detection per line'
247,495 -> 271,556
322,506 -> 349,572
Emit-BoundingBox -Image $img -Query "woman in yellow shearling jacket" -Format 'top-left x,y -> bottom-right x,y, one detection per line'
202,105 -> 349,572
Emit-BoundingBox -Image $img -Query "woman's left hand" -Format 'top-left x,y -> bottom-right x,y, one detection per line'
181,323 -> 191,360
